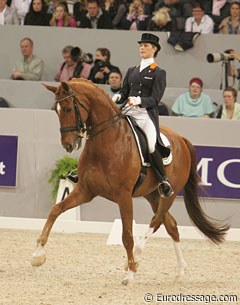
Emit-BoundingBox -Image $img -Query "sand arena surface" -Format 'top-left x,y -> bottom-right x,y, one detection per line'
0,228 -> 239,305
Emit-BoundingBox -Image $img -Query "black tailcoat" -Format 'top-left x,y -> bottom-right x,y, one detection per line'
119,63 -> 170,157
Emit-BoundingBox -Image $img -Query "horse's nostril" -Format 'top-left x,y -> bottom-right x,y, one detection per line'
65,143 -> 73,152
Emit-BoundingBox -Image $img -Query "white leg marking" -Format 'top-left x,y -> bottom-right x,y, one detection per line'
31,245 -> 46,267
173,241 -> 187,277
122,270 -> 135,285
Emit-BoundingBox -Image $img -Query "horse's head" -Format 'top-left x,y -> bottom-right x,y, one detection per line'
44,82 -> 89,153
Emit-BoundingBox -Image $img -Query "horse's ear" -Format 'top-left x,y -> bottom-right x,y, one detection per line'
42,83 -> 57,93
61,82 -> 70,92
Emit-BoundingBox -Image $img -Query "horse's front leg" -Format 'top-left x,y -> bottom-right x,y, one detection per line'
32,184 -> 92,267
117,193 -> 137,285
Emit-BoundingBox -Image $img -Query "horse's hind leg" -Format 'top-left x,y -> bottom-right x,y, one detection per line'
32,185 -> 92,267
164,213 -> 187,278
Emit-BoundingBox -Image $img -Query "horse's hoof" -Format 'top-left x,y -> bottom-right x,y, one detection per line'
31,254 -> 46,267
122,278 -> 129,285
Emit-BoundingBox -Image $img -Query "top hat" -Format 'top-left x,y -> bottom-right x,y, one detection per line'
138,33 -> 161,51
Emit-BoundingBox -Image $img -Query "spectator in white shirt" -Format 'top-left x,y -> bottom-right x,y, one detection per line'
11,0 -> 31,24
0,0 -> 19,25
185,2 -> 214,34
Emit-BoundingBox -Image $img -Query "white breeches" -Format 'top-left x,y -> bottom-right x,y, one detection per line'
126,106 -> 157,153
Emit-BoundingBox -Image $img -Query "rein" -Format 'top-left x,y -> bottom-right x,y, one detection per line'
55,91 -> 127,139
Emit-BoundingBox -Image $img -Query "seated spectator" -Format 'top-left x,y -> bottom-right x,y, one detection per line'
55,46 -> 91,82
77,0 -> 113,29
11,37 -> 44,81
216,87 -> 240,119
24,0 -> 52,26
101,0 -> 119,20
73,0 -> 88,26
0,0 -> 19,24
218,2 -> 240,34
107,69 -> 122,97
172,77 -> 215,118
185,2 -> 214,34
88,48 -> 120,84
50,3 -> 76,27
0,97 -> 10,108
11,0 -> 31,24
147,6 -> 177,31
119,0 -> 150,30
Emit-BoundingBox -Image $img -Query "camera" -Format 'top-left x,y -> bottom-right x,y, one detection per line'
207,49 -> 234,63
95,59 -> 111,72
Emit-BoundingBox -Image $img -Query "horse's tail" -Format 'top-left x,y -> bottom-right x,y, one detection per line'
182,137 -> 230,244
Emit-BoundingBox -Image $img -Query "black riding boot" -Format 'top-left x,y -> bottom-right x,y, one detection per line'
149,150 -> 174,198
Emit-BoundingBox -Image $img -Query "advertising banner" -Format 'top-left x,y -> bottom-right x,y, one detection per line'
195,145 -> 240,200
0,135 -> 18,187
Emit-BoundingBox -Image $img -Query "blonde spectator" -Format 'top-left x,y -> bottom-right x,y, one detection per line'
218,2 -> 240,34
50,3 -> 76,27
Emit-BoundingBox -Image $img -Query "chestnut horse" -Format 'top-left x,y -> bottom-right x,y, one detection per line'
32,78 -> 229,285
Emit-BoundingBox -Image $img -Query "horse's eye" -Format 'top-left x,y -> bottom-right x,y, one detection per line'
63,106 -> 72,113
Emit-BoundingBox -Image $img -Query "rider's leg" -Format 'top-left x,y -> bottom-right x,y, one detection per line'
143,118 -> 174,198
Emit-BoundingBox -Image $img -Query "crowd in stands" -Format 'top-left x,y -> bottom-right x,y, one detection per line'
1,0 -> 240,33
1,0 -> 240,119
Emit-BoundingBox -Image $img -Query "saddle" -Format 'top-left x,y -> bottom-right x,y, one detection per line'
126,116 -> 173,194
126,116 -> 172,167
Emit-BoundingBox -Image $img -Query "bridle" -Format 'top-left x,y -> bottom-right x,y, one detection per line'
55,91 -> 126,139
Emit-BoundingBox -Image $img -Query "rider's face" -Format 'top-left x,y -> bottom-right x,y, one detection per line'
139,43 -> 156,59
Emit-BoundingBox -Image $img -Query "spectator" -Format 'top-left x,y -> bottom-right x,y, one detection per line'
147,6 -> 177,31
50,3 -> 76,26
172,77 -> 215,117
216,87 -> 240,119
218,1 -> 240,34
24,0 -> 52,25
119,0 -> 150,30
0,97 -> 10,108
88,48 -> 120,84
10,0 -> 31,24
11,37 -> 44,81
107,69 -> 122,97
185,2 -> 214,34
77,0 -> 113,29
73,0 -> 87,26
55,46 -> 91,82
0,0 -> 19,24
101,0 -> 119,20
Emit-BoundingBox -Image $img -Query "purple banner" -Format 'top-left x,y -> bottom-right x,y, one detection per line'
195,145 -> 240,200
0,135 -> 18,187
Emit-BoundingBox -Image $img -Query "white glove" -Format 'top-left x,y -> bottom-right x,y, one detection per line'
112,93 -> 121,103
128,96 -> 141,106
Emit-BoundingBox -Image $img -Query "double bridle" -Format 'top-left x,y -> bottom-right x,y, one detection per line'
55,91 -> 126,139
